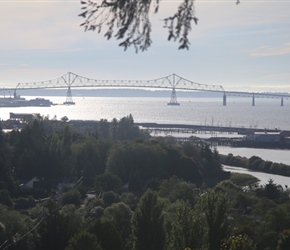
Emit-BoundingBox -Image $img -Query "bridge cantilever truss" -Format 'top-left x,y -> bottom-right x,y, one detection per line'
14,72 -> 225,104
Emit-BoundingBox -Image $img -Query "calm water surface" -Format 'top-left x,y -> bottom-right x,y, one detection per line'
1,96 -> 290,130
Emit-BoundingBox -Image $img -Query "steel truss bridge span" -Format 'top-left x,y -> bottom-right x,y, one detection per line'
14,72 -> 225,104
3,72 -> 289,106
15,72 -> 224,91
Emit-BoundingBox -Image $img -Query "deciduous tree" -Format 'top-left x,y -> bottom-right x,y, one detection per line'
195,190 -> 230,250
167,200 -> 196,250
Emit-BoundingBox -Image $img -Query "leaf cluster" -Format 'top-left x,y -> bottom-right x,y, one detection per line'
79,0 -> 198,52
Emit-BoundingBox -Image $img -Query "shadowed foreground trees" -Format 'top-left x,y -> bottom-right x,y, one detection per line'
2,115 -> 290,250
38,201 -> 83,250
167,191 -> 231,250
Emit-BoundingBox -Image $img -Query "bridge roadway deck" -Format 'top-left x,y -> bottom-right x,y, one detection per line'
136,122 -> 284,135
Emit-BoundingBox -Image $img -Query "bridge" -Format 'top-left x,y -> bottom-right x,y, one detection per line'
1,72 -> 289,106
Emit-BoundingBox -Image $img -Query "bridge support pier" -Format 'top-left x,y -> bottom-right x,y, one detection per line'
64,86 -> 75,105
223,92 -> 227,106
167,88 -> 180,106
281,96 -> 284,106
252,94 -> 255,106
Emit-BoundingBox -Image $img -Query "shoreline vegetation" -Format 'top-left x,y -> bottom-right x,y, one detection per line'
219,153 -> 290,178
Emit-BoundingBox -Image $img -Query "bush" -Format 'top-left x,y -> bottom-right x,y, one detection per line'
65,231 -> 103,250
102,191 -> 119,207
62,189 -> 81,206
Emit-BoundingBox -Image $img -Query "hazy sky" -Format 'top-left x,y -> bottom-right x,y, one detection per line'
0,0 -> 290,92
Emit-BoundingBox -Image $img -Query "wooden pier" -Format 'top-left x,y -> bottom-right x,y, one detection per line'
136,122 -> 281,135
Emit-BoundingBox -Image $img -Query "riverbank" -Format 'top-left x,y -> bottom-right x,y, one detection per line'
223,165 -> 290,188
214,143 -> 290,189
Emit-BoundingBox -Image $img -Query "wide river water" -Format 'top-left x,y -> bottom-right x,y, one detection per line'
1,96 -> 290,130
1,95 -> 290,187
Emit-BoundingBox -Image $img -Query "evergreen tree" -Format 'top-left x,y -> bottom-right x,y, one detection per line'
132,190 -> 165,250
110,118 -> 119,140
97,119 -> 110,138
